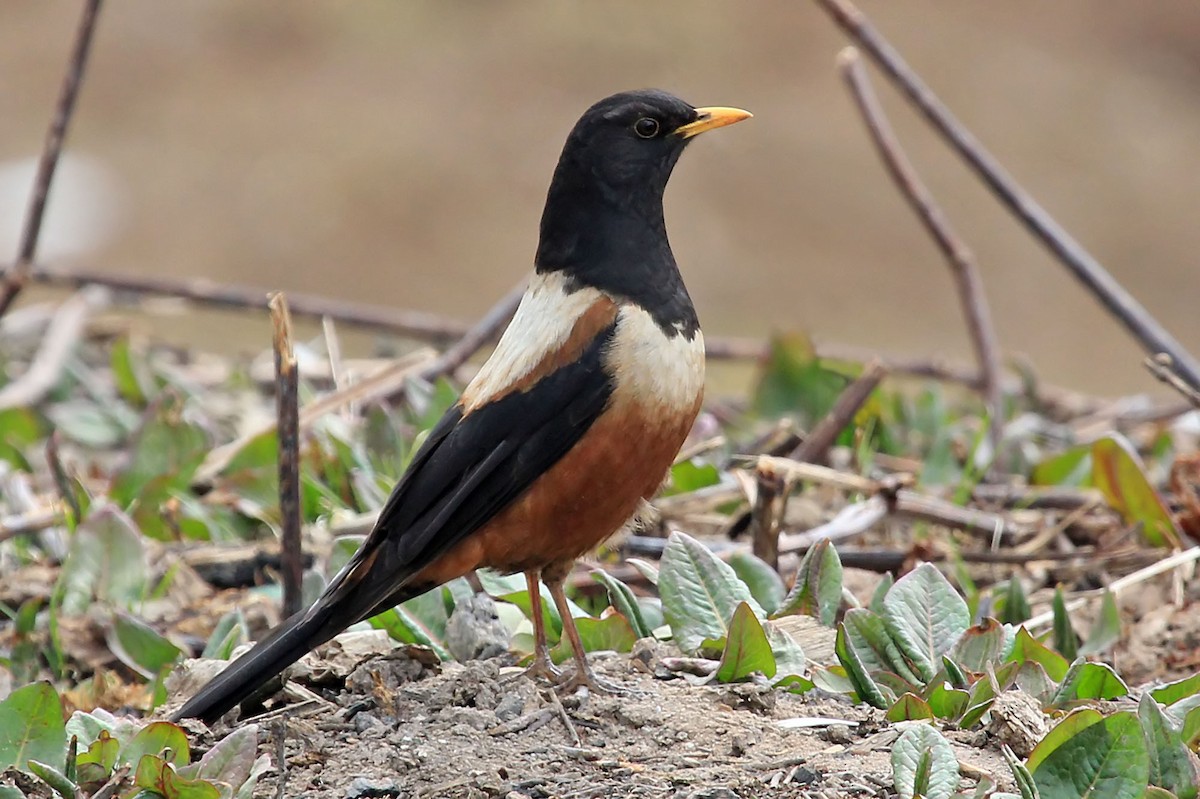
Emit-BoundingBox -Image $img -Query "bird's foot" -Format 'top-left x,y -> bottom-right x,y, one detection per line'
511,652 -> 562,686
557,663 -> 639,698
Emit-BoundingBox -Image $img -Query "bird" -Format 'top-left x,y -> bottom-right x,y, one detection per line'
172,89 -> 751,724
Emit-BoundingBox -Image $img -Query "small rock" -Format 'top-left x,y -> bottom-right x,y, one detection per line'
344,776 -> 400,798
825,724 -> 853,744
687,789 -> 741,799
447,593 -> 511,662
494,692 -> 526,722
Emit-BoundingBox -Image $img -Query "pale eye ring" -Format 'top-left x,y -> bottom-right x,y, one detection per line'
633,117 -> 660,139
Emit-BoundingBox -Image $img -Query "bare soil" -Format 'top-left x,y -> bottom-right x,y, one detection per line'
176,641 -> 1016,799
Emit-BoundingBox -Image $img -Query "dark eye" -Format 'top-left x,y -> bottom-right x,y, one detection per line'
633,117 -> 660,139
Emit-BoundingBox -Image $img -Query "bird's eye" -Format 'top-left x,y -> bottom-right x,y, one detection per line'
633,117 -> 660,139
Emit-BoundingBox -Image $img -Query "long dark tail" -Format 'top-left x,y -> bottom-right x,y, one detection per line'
172,551 -> 426,723
170,599 -> 349,724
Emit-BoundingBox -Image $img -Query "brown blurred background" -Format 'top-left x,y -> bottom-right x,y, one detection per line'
4,2 -> 1200,396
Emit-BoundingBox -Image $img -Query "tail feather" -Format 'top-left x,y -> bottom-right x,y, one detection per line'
170,604 -> 343,724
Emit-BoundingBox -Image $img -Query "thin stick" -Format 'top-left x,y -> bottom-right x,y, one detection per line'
270,293 -> 302,618
0,0 -> 104,319
792,357 -> 887,464
750,461 -> 785,568
1025,547 -> 1200,630
1144,354 -> 1200,410
838,50 -> 1003,453
34,264 -> 471,343
813,0 -> 1200,391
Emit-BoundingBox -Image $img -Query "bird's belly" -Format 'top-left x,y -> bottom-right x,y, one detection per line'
415,319 -> 704,582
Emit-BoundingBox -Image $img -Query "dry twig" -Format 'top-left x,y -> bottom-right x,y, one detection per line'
270,293 -> 303,617
812,0 -> 1200,390
838,51 -> 1003,453
1144,354 -> 1200,410
0,0 -> 104,318
792,357 -> 887,464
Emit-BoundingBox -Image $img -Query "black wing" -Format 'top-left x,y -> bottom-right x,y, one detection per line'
323,318 -> 619,622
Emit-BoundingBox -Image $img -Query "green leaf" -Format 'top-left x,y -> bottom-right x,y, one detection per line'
727,551 -> 786,616
891,723 -> 960,799
477,569 -> 587,642
958,669 -> 999,730
1027,710 -> 1148,799
774,538 -> 843,625
1000,578 -> 1032,625
550,613 -> 638,663
235,754 -> 273,799
1005,627 -> 1069,682
1139,694 -> 1199,799
57,504 -> 148,614
1091,434 -> 1182,548
1150,674 -> 1200,706
666,459 -> 721,495
1050,660 -> 1128,708
715,602 -> 776,682
842,607 -> 922,686
952,617 -> 1008,674
202,610 -> 248,660
46,401 -> 127,448
106,612 -> 182,679
765,624 -> 808,684
0,407 -> 44,470
590,569 -> 653,639
659,532 -> 762,654
1051,586 -> 1079,661
1000,744 -> 1039,799
0,683 -> 66,771
887,693 -> 934,722
835,622 -> 890,709
111,336 -> 154,406
927,682 -> 970,721
26,759 -> 76,798
1032,445 -> 1093,488
120,722 -> 190,769
135,753 -> 220,799
869,573 -> 893,614
1078,589 -> 1122,656
367,606 -> 451,661
626,558 -> 659,586
881,564 -> 970,683
188,724 -> 259,789
752,333 -> 850,421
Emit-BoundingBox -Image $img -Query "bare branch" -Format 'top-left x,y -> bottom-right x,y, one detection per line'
838,50 -> 1003,454
812,0 -> 1200,391
270,292 -> 302,617
0,0 -> 104,318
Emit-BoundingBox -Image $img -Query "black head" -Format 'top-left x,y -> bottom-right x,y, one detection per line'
535,89 -> 750,330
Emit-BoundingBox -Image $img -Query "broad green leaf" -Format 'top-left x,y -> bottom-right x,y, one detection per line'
1139,694 -> 1199,799
187,724 -> 259,789
235,754 -> 273,799
766,624 -> 808,684
869,573 -> 893,614
46,401 -> 127,448
659,532 -> 761,654
887,693 -> 934,722
135,753 -> 220,799
1052,586 -> 1079,661
626,558 -> 659,586
774,538 -> 843,625
76,730 -> 119,773
26,759 -> 76,798
952,617 -> 1007,673
842,607 -> 922,686
1005,627 -> 1069,682
752,333 -> 850,421
835,622 -> 890,709
1091,434 -> 1182,548
891,723 -> 960,799
1078,589 -> 1122,656
1151,674 -> 1200,707
1012,661 -> 1057,707
958,669 -> 999,730
727,550 -> 786,615
110,395 -> 209,509
591,569 -> 653,639
882,564 -> 969,683
715,602 -> 776,682
367,606 -> 451,661
58,504 -> 148,614
926,682 -> 970,721
551,613 -> 638,663
1050,660 -> 1128,708
120,722 -> 189,769
1028,710 -> 1148,799
106,612 -> 182,679
0,683 -> 66,771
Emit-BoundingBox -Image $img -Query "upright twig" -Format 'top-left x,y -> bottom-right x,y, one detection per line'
750,461 -> 785,569
270,293 -> 303,618
838,51 -> 1003,454
0,0 -> 104,319
792,357 -> 887,464
813,0 -> 1200,391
